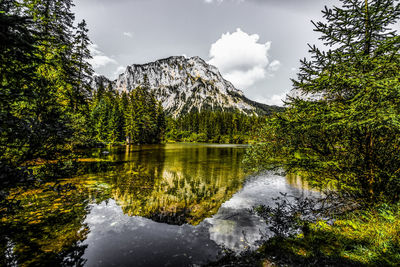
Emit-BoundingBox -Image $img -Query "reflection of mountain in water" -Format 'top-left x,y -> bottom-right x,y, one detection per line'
90,144 -> 247,225
82,174 -> 317,266
3,144 -> 316,266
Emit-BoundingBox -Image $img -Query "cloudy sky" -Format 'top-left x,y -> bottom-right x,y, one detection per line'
73,0 -> 399,106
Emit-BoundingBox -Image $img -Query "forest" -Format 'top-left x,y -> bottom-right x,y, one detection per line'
165,110 -> 266,144
88,84 -> 165,146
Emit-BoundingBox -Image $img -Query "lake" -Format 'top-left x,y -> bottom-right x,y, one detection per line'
2,143 -> 312,266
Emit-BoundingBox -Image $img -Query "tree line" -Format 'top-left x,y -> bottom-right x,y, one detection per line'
89,84 -> 165,145
166,111 -> 266,144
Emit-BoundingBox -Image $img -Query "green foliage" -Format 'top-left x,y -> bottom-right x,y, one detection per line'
243,1 -> 400,266
166,110 -> 266,144
88,85 -> 166,145
70,19 -> 94,112
245,0 -> 400,203
257,203 -> 400,266
1,0 -> 75,168
123,86 -> 166,144
1,0 -> 167,177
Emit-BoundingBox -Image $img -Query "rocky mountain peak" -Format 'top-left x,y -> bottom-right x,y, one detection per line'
94,56 -> 278,117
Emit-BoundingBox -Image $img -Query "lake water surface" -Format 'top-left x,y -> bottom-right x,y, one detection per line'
3,143 -> 312,266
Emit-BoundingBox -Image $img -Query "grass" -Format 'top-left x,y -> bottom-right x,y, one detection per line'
207,203 -> 400,266
258,203 -> 400,266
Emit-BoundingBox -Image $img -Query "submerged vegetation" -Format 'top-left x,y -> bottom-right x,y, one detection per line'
1,144 -> 249,265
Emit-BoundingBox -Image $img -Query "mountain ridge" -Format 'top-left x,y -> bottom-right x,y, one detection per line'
92,56 -> 282,117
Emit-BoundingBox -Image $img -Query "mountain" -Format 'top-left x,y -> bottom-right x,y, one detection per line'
93,56 -> 282,117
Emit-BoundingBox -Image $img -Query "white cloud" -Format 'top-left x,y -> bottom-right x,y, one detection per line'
208,28 -> 280,90
88,44 -> 118,69
123,32 -> 133,38
224,67 -> 265,89
112,65 -> 126,79
265,60 -> 282,78
268,60 -> 281,72
255,91 -> 288,107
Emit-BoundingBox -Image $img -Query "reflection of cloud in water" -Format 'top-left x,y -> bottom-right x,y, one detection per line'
84,200 -> 220,267
207,174 -> 316,252
83,174 -> 315,266
207,209 -> 266,252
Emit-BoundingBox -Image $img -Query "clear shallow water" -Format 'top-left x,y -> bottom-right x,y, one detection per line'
2,143 -> 312,266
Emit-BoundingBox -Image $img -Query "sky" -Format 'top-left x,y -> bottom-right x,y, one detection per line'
73,0 -> 399,106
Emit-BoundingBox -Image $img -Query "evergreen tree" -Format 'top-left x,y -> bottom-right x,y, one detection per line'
166,110 -> 264,144
23,0 -> 77,110
155,102 -> 166,143
107,102 -> 119,144
71,19 -> 93,112
246,0 -> 400,202
1,0 -> 75,164
1,0 -> 40,164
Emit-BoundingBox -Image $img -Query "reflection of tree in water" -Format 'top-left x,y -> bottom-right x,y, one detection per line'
0,145 -> 248,265
286,173 -> 311,191
0,179 -> 107,266
286,173 -> 330,193
106,146 -> 247,225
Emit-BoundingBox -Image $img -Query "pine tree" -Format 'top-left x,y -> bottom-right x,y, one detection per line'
1,0 -> 77,164
1,0 -> 40,164
108,102 -> 120,144
155,102 -> 166,143
246,0 -> 400,202
71,19 -> 93,112
124,91 -> 138,144
23,0 -> 77,108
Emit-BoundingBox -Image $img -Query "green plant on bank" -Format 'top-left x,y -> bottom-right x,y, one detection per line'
210,198 -> 400,267
257,203 -> 400,266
